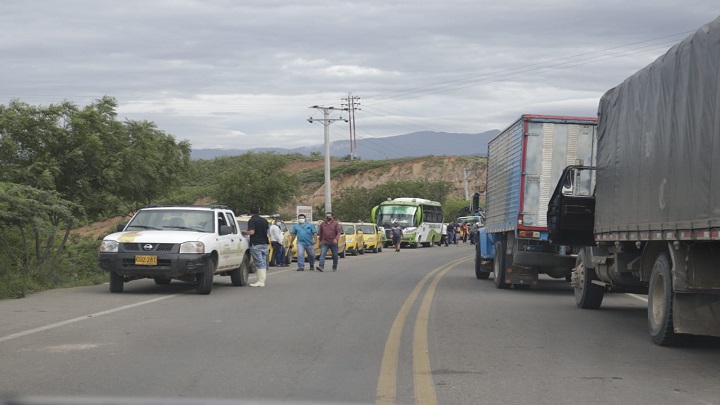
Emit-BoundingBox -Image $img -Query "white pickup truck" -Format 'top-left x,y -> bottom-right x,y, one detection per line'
98,205 -> 251,294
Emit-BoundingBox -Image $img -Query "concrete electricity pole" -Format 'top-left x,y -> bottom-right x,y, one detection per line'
341,94 -> 361,160
308,105 -> 348,213
463,168 -> 472,200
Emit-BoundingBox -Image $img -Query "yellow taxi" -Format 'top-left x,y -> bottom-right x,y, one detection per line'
358,223 -> 383,253
235,215 -> 289,267
341,222 -> 365,255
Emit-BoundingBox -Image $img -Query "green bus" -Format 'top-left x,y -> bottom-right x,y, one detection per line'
371,198 -> 443,248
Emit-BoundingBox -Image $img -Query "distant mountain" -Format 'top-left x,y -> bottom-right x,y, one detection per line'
191,130 -> 500,160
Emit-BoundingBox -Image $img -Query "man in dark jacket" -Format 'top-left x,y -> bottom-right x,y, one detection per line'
241,207 -> 270,287
317,212 -> 342,272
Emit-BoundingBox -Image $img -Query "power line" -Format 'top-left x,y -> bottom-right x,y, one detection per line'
362,31 -> 693,104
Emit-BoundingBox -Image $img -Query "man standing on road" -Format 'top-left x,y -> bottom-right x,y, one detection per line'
317,212 -> 342,272
269,219 -> 287,267
440,223 -> 448,246
289,214 -> 317,271
241,207 -> 270,287
391,222 -> 403,252
468,222 -> 478,245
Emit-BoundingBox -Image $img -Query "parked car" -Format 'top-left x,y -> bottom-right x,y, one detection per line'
358,223 -> 383,253
342,222 -> 365,255
99,205 -> 251,294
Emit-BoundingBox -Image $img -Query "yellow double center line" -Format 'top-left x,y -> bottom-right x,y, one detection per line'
376,256 -> 472,405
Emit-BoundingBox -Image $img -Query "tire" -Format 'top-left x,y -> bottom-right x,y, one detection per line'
493,240 -> 510,289
196,258 -> 215,295
648,252 -> 685,346
109,271 -> 124,293
475,259 -> 491,280
475,247 -> 491,279
231,257 -> 250,286
574,251 -> 604,309
154,277 -> 172,285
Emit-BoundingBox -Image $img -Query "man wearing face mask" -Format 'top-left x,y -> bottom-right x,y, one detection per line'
317,212 -> 342,272
289,214 -> 317,271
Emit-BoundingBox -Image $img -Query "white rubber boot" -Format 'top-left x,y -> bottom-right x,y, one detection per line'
250,268 -> 266,287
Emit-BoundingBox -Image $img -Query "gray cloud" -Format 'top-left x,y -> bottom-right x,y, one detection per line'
1,0 -> 718,151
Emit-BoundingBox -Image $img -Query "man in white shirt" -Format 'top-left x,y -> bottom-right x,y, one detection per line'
269,219 -> 287,267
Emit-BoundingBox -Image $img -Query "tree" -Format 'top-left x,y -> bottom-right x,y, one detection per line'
0,97 -> 192,217
213,153 -> 299,214
114,120 -> 191,212
0,182 -> 80,284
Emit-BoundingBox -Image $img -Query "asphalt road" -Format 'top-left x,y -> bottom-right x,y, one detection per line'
1,243 -> 720,405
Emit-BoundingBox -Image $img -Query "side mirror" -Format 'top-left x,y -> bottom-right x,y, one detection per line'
219,225 -> 233,236
117,224 -> 127,232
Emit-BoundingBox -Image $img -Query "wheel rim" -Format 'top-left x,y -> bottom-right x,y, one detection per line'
650,270 -> 666,328
575,262 -> 585,296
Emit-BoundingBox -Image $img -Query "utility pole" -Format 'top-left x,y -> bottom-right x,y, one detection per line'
463,168 -> 472,200
341,94 -> 361,160
308,105 -> 348,213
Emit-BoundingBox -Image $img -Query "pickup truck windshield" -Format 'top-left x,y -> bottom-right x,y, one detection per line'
126,210 -> 215,233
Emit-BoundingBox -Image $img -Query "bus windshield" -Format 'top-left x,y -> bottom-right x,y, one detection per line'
376,206 -> 417,227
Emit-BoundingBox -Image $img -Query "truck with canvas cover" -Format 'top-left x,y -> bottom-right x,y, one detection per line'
548,16 -> 720,345
476,115 -> 597,288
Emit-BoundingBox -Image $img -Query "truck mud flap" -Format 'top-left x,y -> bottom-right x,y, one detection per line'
673,292 -> 720,338
506,266 -> 538,286
513,251 -> 575,268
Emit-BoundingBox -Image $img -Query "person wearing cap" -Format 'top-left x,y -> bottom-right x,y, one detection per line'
317,212 -> 342,272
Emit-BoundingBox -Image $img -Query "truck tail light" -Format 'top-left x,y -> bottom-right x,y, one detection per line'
518,215 -> 523,225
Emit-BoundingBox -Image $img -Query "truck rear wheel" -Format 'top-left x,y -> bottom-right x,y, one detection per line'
574,251 -> 604,309
475,246 -> 491,280
493,240 -> 510,289
648,252 -> 685,346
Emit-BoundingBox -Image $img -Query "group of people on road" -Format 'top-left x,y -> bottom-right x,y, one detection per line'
287,212 -> 342,272
440,221 -> 480,246
241,209 -> 345,287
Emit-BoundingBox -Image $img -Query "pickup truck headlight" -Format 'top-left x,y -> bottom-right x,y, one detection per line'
180,241 -> 204,254
346,237 -> 354,243
99,240 -> 119,253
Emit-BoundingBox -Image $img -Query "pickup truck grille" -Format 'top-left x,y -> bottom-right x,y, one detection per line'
123,243 -> 175,252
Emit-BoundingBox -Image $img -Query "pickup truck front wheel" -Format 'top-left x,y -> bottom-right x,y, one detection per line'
196,258 -> 215,295
109,271 -> 124,293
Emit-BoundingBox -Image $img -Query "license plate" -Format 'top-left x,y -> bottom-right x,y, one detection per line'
135,255 -> 158,265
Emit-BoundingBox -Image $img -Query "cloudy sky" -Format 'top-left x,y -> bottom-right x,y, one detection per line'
1,1 -> 718,154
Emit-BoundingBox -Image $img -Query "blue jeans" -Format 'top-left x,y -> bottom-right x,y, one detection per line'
250,244 -> 269,269
319,243 -> 338,269
272,241 -> 285,265
296,243 -> 314,269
